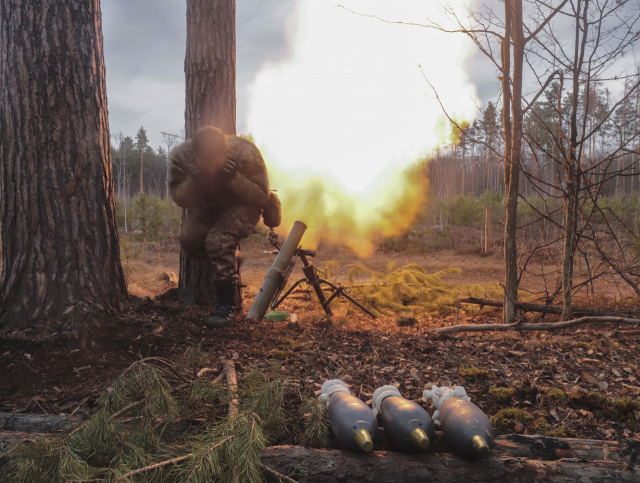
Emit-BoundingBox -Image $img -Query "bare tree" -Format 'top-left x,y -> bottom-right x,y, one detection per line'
0,0 -> 128,330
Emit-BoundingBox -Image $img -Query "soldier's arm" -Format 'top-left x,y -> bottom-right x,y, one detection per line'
168,141 -> 198,209
226,169 -> 270,206
224,137 -> 270,206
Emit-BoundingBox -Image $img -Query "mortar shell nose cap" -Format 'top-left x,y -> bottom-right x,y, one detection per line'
471,435 -> 491,457
409,428 -> 431,450
354,429 -> 374,452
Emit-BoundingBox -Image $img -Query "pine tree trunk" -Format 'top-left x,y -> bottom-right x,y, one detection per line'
180,0 -> 236,304
0,0 -> 128,330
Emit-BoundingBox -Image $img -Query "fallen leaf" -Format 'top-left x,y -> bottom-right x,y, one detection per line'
550,408 -> 560,421
598,381 -> 609,390
152,325 -> 165,334
623,367 -> 634,374
612,368 -> 622,377
24,353 -> 32,360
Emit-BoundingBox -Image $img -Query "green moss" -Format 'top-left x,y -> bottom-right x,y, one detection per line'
612,397 -> 640,413
512,341 -> 524,351
459,364 -> 492,382
490,409 -> 533,431
488,386 -> 516,405
546,388 -> 567,402
546,426 -> 569,437
278,337 -> 296,347
568,392 -> 610,411
573,341 -> 589,350
530,417 -> 548,435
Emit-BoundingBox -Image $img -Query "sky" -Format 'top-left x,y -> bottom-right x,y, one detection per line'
101,0 -> 639,190
102,0 -> 489,190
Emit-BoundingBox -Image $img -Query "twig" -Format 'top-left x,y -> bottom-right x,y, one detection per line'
211,371 -> 225,385
224,359 -> 239,415
114,453 -> 191,480
260,462 -> 299,483
111,400 -> 144,420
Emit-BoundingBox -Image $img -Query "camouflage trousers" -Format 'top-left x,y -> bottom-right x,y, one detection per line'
180,204 -> 262,281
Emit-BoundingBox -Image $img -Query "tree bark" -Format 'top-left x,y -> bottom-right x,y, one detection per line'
179,0 -> 237,304
502,0 -> 525,327
261,445 -> 639,483
0,0 -> 128,330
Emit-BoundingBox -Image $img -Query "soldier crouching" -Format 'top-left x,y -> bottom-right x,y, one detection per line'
169,126 -> 278,328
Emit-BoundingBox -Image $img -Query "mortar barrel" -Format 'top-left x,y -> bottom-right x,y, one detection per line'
246,221 -> 307,321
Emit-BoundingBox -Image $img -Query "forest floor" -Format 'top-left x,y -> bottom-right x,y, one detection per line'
1,237 -> 640,445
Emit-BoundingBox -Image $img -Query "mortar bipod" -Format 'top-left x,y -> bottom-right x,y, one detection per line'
269,247 -> 376,318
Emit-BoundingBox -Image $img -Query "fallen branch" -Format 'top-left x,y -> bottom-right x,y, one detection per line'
223,359 -> 239,416
460,297 -> 639,318
437,316 -> 640,334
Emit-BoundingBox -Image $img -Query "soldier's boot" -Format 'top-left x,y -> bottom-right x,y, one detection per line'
206,279 -> 239,329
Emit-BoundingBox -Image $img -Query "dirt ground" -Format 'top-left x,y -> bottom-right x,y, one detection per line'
1,236 -> 640,445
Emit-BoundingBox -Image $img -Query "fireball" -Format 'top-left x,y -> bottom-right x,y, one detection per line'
246,0 -> 477,256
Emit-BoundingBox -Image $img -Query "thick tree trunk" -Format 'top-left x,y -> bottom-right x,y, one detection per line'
0,0 -> 128,330
179,0 -> 237,305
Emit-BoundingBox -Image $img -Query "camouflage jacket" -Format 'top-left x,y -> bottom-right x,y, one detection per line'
169,136 -> 270,210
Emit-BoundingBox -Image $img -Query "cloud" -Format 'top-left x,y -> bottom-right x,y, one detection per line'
102,0 -> 298,148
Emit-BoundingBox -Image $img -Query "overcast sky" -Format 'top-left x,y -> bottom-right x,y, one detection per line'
102,0 -> 298,149
102,0 -> 638,154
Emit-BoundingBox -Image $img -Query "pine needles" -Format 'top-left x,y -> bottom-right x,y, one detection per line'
2,360 -> 292,483
299,397 -> 329,448
337,263 -> 502,315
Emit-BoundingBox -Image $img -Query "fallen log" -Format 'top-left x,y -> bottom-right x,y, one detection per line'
0,412 -> 85,433
1,414 -> 637,464
261,445 -> 639,483
460,297 -> 639,318
437,315 -> 640,334
1,428 -> 638,482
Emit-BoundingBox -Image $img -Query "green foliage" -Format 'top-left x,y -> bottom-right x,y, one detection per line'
488,386 -> 515,404
3,362 -> 291,483
299,397 -> 329,448
240,367 -> 288,443
133,193 -> 164,241
490,408 -> 533,431
178,412 -> 266,483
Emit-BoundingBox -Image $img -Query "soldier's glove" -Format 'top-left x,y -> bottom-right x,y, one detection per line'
221,156 -> 237,177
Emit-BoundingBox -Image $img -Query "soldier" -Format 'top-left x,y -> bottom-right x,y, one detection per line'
169,126 -> 277,328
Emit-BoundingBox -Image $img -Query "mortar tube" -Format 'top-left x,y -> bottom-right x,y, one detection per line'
246,221 -> 307,321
